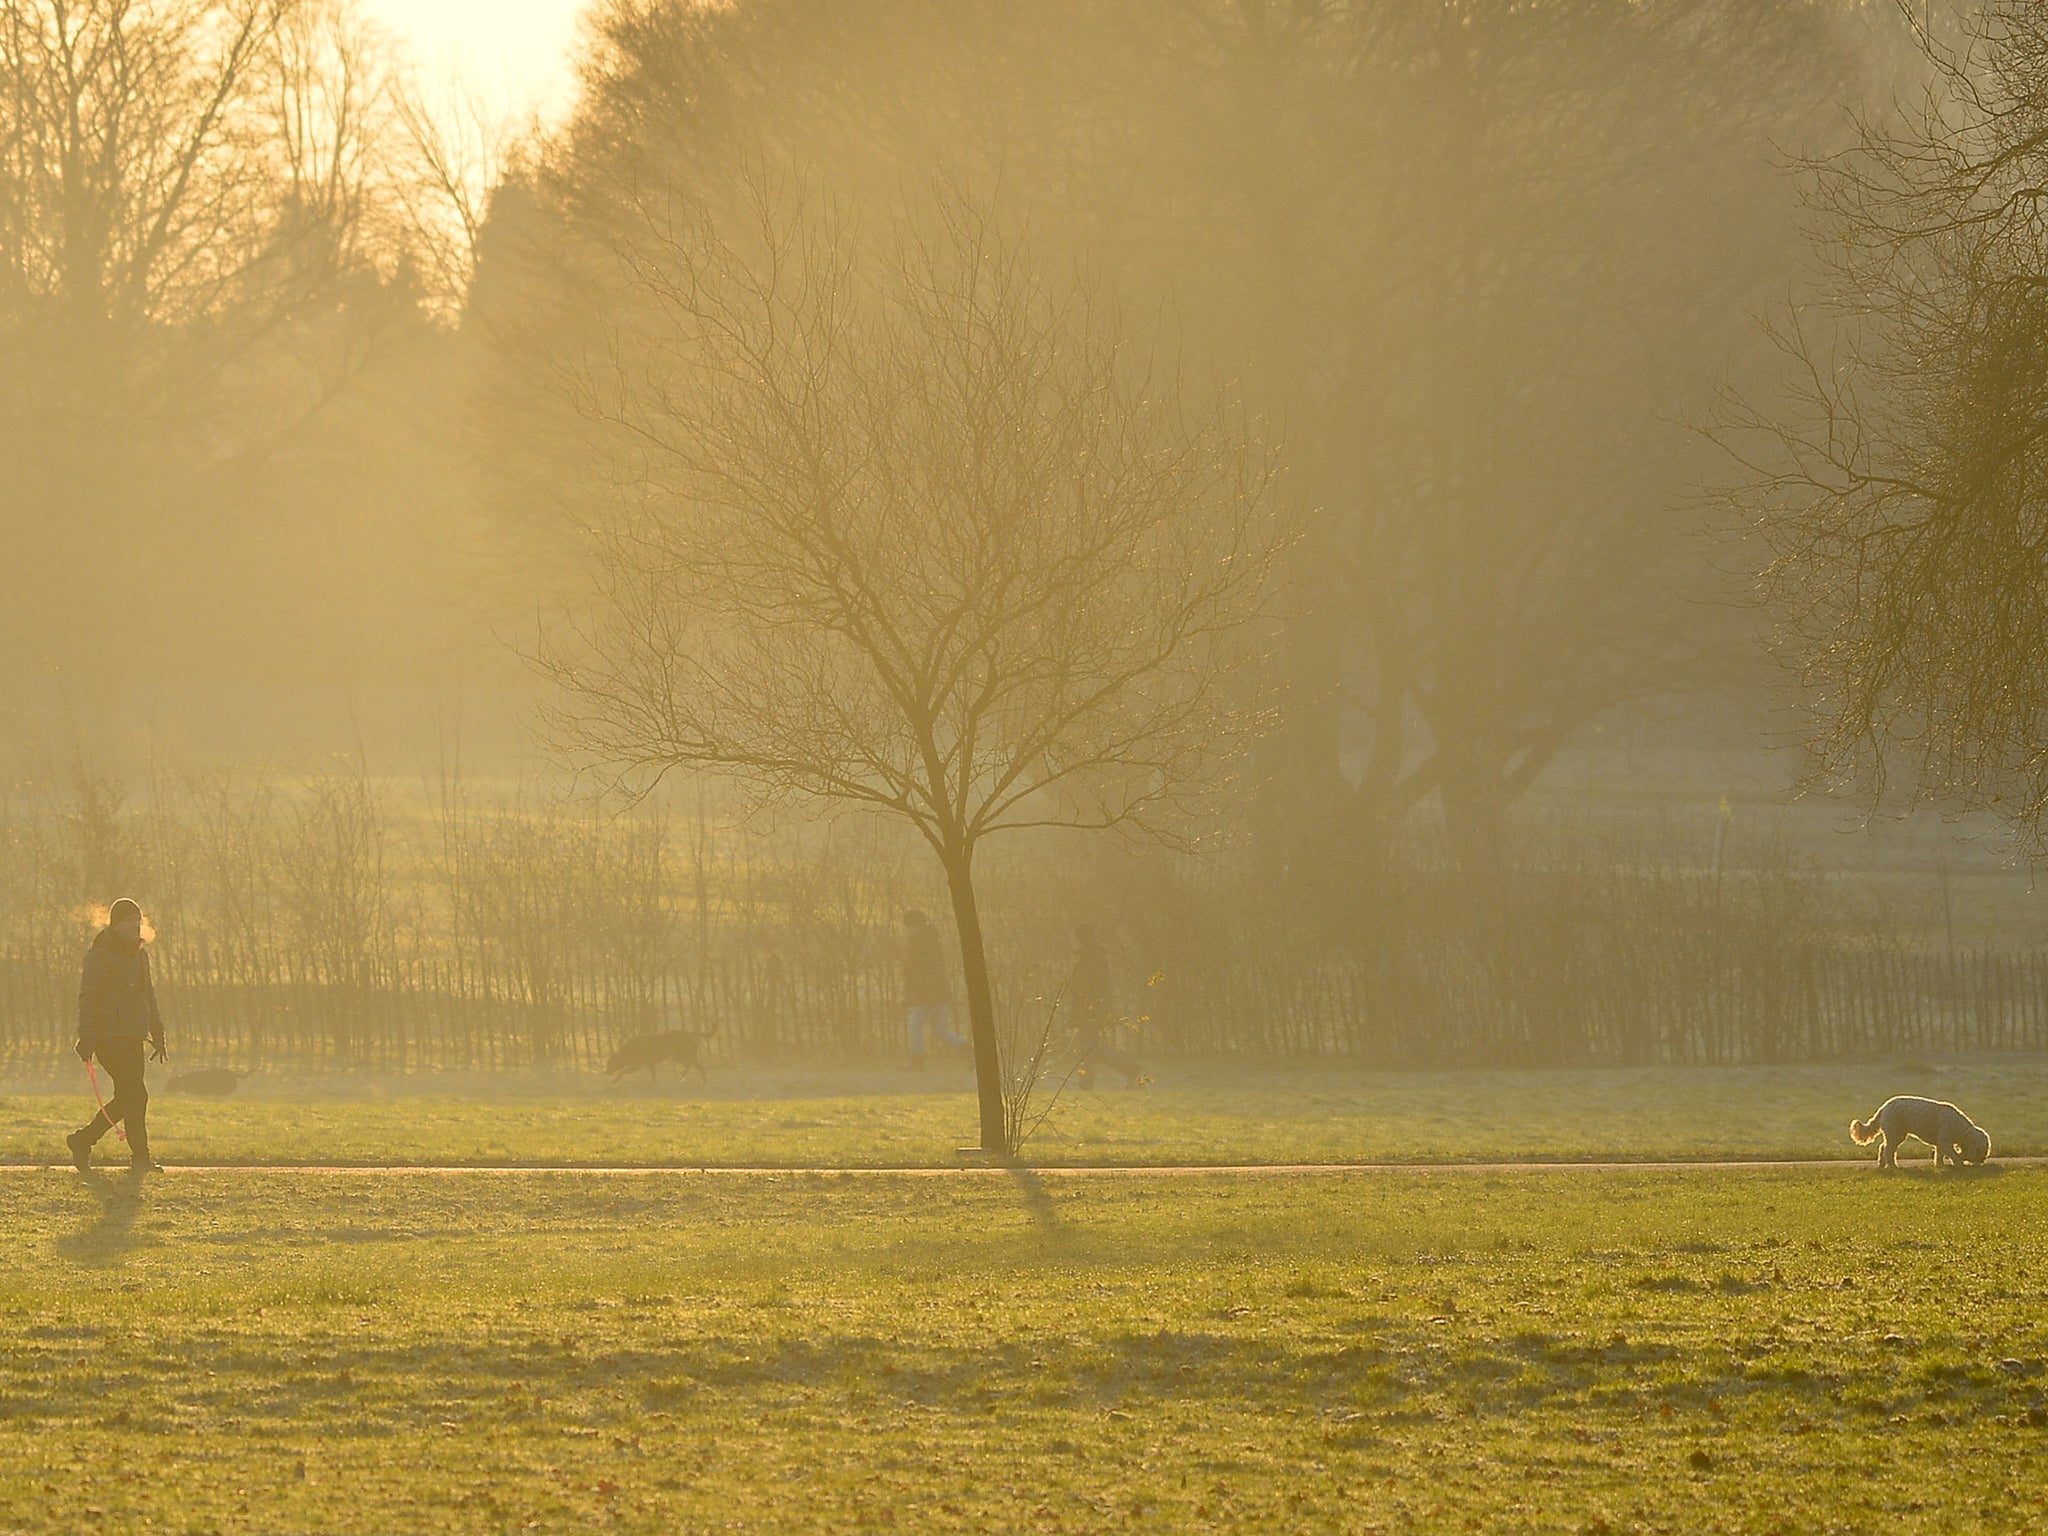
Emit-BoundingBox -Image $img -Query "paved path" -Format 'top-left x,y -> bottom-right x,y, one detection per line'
2,1157 -> 2031,1174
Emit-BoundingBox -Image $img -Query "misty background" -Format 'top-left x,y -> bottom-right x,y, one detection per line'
3,0 -> 2037,1080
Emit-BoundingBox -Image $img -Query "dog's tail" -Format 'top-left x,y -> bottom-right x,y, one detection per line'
1849,1116 -> 1880,1145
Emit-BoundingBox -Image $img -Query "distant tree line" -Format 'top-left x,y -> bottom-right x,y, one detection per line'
2,751 -> 2041,1074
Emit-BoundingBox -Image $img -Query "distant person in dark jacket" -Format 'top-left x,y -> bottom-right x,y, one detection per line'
901,909 -> 965,1068
1070,924 -> 1143,1089
66,899 -> 166,1173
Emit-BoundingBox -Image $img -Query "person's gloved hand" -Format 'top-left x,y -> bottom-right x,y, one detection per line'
73,1036 -> 92,1063
148,1036 -> 167,1063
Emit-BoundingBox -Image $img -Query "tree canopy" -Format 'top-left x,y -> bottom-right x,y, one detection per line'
1722,0 -> 2048,850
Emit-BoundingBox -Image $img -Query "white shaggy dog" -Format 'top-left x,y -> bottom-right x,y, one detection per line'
1849,1095 -> 1991,1169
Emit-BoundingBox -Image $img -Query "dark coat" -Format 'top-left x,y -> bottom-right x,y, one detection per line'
77,929 -> 163,1042
902,925 -> 951,1007
1070,939 -> 1112,1022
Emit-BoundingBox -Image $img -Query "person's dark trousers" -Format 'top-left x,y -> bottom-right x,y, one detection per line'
75,1036 -> 149,1162
1075,1026 -> 1142,1087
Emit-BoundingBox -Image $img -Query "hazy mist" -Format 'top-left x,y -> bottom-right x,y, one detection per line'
0,0 -> 2016,1093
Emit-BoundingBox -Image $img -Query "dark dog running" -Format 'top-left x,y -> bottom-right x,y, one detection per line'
163,1067 -> 249,1097
606,1031 -> 715,1083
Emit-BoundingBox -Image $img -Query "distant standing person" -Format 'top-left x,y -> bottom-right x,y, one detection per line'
1070,924 -> 1144,1089
901,909 -> 965,1068
66,899 -> 166,1174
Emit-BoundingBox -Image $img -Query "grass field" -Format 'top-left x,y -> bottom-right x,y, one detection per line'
3,1055 -> 2045,1167
3,1161 -> 2046,1534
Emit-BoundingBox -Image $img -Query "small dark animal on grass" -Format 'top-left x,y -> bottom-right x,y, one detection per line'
163,1067 -> 249,1097
1849,1095 -> 1991,1169
606,1031 -> 714,1083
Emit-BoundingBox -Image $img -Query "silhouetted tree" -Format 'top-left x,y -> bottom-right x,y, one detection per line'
535,182 -> 1283,1154
1721,1 -> 2048,849
0,0 -> 415,684
1146,0 -> 1857,881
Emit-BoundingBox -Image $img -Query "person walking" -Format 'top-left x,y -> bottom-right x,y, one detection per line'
901,909 -> 965,1068
66,899 -> 166,1174
1069,924 -> 1144,1089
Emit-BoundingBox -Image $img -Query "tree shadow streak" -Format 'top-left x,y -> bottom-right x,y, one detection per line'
1882,1162 -> 2009,1180
1005,1164 -> 1061,1233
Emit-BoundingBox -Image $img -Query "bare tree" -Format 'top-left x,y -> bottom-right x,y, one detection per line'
0,0 -> 411,681
393,68 -> 519,307
539,181 -> 1283,1154
1719,1 -> 2048,848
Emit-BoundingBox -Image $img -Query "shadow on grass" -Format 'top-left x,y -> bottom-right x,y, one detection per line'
57,1171 -> 149,1265
116,1310 -> 2048,1440
1005,1165 -> 1060,1232
23,1291 -> 2017,1451
1872,1163 -> 2009,1180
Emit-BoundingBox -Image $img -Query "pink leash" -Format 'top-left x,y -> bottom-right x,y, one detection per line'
86,1060 -> 127,1144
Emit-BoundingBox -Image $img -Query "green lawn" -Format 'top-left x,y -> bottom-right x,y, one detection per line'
1,1163 -> 2043,1533
2,1056 -> 2043,1167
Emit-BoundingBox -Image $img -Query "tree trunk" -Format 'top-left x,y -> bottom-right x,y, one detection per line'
940,842 -> 1008,1156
